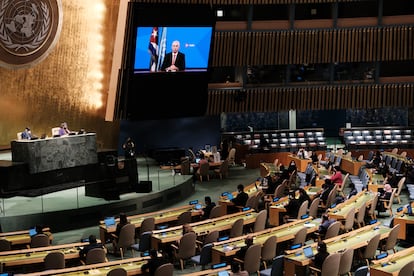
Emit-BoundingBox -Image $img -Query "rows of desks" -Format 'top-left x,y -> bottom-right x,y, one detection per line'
99,204 -> 202,242
211,217 -> 321,264
0,227 -> 53,248
0,241 -> 90,270
17,256 -> 150,276
268,186 -> 321,226
283,222 -> 392,276
370,245 -> 414,276
326,190 -> 375,220
151,209 -> 258,250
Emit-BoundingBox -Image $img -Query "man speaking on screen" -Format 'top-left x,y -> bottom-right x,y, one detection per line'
161,40 -> 186,72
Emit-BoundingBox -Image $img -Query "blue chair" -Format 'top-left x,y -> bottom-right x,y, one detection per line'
354,265 -> 369,276
190,243 -> 213,270
259,255 -> 284,276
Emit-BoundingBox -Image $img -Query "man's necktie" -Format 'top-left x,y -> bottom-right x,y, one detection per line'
172,54 -> 176,65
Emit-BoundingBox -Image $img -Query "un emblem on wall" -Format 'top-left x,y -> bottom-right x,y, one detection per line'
0,0 -> 62,69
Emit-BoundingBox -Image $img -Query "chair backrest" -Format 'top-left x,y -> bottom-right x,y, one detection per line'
354,265 -> 369,276
293,227 -> 308,245
154,262 -> 174,276
177,232 -> 197,259
324,221 -> 341,240
363,233 -> 381,260
398,260 -> 414,276
320,252 -> 341,276
230,218 -> 244,238
338,173 -> 350,192
107,267 -> 128,276
117,223 -> 136,253
30,234 -> 50,248
325,186 -> 338,207
138,231 -> 152,253
391,148 -> 399,154
400,151 -> 407,157
395,177 -> 406,197
16,132 -> 22,140
140,217 -> 155,235
203,230 -> 219,245
355,204 -> 367,228
198,243 -> 213,266
197,162 -> 210,177
261,235 -> 277,263
343,207 -> 356,232
177,211 -> 192,225
338,248 -> 354,276
243,244 -> 262,274
217,160 -> 229,178
227,148 -> 236,165
209,205 -> 225,219
180,159 -> 191,175
269,255 -> 284,276
384,223 -> 400,252
274,183 -> 286,198
308,197 -> 320,218
85,247 -> 107,264
253,209 -> 267,232
297,200 -> 309,219
44,251 -> 65,270
368,193 -> 378,220
245,194 -> 258,210
0,239 -> 11,251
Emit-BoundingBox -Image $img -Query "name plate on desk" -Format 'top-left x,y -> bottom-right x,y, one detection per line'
11,133 -> 98,173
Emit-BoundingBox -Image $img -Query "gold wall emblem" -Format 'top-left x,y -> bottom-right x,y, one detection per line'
0,0 -> 62,69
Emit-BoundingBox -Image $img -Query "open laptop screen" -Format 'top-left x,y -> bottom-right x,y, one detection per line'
104,217 -> 116,227
29,228 -> 37,237
303,246 -> 314,258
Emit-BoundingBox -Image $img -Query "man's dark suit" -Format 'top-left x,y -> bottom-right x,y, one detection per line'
161,52 -> 186,71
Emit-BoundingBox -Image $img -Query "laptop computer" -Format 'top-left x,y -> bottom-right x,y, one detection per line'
104,217 -> 116,227
375,252 -> 388,260
28,228 -> 37,237
195,203 -> 203,210
218,270 -> 229,276
227,193 -> 234,200
303,246 -> 314,258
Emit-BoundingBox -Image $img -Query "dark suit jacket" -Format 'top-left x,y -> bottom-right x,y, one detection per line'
161,52 -> 186,71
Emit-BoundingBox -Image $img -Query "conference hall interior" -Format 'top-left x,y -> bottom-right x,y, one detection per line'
0,0 -> 414,275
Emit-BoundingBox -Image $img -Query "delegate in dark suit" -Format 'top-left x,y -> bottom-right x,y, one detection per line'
160,40 -> 186,72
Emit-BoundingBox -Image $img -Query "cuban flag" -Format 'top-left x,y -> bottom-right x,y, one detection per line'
148,27 -> 158,71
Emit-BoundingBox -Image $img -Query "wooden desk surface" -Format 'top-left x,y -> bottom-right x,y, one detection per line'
18,256 -> 149,276
151,210 -> 258,250
260,162 -> 282,178
268,187 -> 321,226
288,155 -> 313,173
2,231 -> 53,246
327,191 -> 374,220
284,223 -> 391,270
211,217 -> 320,263
0,241 -> 91,268
339,155 -> 366,175
370,246 -> 414,276
99,204 -> 200,241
